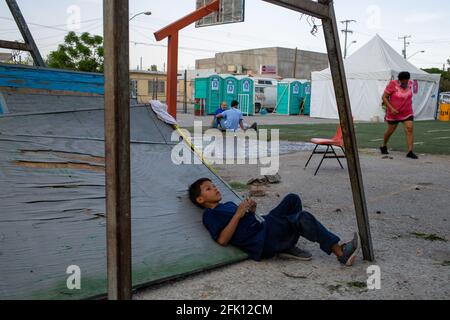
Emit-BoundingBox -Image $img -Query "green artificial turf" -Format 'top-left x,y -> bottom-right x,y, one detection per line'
261,121 -> 450,155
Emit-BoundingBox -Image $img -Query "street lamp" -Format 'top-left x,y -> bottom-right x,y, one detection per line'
129,11 -> 152,21
408,50 -> 425,60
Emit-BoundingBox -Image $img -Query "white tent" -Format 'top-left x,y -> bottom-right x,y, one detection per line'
311,35 -> 441,122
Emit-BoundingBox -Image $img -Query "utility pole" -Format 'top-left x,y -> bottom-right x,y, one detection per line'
340,20 -> 356,59
184,69 -> 188,114
399,35 -> 411,59
293,47 -> 298,78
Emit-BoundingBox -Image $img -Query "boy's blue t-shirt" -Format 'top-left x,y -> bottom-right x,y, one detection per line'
221,108 -> 243,131
203,202 -> 266,261
214,108 -> 225,117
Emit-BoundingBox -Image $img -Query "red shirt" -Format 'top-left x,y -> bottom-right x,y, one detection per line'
384,80 -> 414,122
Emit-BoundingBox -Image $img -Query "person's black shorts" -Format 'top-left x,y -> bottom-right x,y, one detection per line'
387,116 -> 414,125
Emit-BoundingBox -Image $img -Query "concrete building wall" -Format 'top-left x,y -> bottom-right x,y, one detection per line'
196,58 -> 216,70
215,47 -> 278,75
195,47 -> 328,80
277,48 -> 328,79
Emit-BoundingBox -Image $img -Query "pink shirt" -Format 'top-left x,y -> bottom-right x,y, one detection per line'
384,80 -> 414,122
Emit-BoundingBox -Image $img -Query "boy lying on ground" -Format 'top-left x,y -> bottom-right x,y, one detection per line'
189,178 -> 361,266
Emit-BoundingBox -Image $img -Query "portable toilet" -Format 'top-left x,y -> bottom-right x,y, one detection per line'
301,81 -> 312,116
195,75 -> 223,115
221,75 -> 239,108
194,77 -> 208,116
236,76 -> 255,116
207,75 -> 223,115
276,79 -> 303,115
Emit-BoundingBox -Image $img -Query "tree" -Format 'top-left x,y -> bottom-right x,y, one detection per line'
423,68 -> 450,92
47,32 -> 104,73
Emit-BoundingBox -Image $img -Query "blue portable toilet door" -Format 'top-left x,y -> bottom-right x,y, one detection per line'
303,82 -> 312,115
239,78 -> 252,115
238,94 -> 250,116
208,76 -> 222,114
291,82 -> 303,115
223,78 -> 238,108
276,83 -> 290,115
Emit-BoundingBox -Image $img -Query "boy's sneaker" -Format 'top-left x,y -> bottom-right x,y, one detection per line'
380,146 -> 389,155
407,151 -> 418,159
279,247 -> 313,261
338,233 -> 361,267
250,122 -> 258,131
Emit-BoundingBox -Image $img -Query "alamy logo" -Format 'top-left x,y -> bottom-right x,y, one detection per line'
66,265 -> 81,290
171,122 -> 280,176
66,5 -> 82,30
367,265 -> 381,290
366,5 -> 382,30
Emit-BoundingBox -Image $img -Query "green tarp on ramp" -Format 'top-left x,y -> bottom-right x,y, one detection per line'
0,92 -> 247,300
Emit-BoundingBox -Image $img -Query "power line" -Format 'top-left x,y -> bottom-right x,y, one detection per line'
36,21 -> 103,42
129,26 -> 293,58
130,24 -> 247,51
0,16 -> 103,33
130,19 -> 302,51
130,40 -> 216,53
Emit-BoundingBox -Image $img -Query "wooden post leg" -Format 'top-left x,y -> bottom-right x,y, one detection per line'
319,0 -> 375,261
103,0 -> 132,300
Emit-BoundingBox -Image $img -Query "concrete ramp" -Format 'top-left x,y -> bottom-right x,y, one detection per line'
0,92 -> 247,300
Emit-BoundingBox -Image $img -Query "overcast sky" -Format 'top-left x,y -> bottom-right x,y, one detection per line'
1,0 -> 449,71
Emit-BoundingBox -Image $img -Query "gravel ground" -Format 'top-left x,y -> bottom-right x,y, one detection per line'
135,148 -> 450,300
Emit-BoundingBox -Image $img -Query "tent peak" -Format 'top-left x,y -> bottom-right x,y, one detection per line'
316,34 -> 429,76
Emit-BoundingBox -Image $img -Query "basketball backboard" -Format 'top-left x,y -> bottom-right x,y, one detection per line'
196,0 -> 245,28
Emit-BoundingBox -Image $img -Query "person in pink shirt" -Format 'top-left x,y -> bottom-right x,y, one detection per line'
381,71 -> 418,159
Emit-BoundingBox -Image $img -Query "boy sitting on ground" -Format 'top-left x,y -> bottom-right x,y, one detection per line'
212,102 -> 228,130
189,178 -> 361,266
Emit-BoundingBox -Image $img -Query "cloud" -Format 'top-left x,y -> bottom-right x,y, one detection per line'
404,13 -> 443,24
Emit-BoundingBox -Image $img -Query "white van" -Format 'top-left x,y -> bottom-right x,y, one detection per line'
254,78 -> 278,113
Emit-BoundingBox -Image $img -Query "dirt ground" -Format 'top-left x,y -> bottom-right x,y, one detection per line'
136,148 -> 450,300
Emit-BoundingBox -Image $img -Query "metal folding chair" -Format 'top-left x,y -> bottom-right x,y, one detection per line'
305,125 -> 347,176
